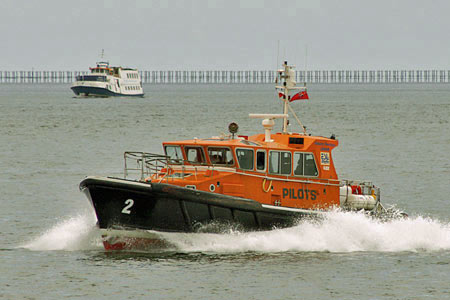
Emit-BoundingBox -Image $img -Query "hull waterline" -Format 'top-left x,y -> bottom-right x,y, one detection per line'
71,86 -> 144,97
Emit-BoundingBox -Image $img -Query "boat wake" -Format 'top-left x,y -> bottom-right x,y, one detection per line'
21,210 -> 450,253
21,213 -> 103,251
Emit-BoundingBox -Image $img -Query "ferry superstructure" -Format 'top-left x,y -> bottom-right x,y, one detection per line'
71,62 -> 144,97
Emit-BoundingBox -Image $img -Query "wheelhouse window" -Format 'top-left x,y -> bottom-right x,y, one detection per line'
184,146 -> 205,164
236,148 -> 254,170
269,151 -> 291,175
164,145 -> 183,164
208,147 -> 234,166
93,68 -> 107,74
256,150 -> 266,171
293,152 -> 318,176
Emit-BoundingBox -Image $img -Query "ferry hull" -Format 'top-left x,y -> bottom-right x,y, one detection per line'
80,176 -> 320,249
71,86 -> 144,97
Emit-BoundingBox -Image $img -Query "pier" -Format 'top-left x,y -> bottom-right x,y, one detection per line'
1,70 -> 450,84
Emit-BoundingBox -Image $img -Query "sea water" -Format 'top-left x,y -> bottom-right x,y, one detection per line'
1,83 -> 449,299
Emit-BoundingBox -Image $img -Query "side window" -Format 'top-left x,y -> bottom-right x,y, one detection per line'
236,148 -> 254,170
293,153 -> 304,175
269,151 -> 280,174
280,152 -> 291,175
256,150 -> 266,171
304,153 -> 318,176
208,147 -> 234,166
294,152 -> 318,176
164,145 -> 183,164
269,151 -> 291,175
184,146 -> 205,164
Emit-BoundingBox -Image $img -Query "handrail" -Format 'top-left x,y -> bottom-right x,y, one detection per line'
124,151 -> 233,181
124,152 -> 171,181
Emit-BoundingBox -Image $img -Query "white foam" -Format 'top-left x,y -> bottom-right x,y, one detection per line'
20,210 -> 450,253
161,211 -> 450,253
21,212 -> 102,251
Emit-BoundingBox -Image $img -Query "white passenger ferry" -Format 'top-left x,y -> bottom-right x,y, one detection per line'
71,61 -> 144,97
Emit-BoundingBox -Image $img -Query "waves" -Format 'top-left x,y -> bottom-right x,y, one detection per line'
21,210 -> 450,253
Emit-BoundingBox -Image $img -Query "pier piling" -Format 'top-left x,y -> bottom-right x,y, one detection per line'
1,70 -> 449,84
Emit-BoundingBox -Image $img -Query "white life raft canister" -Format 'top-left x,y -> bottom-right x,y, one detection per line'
339,186 -> 377,210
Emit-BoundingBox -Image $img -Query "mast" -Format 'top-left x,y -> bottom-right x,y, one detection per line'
275,61 -> 307,135
250,61 -> 306,140
282,62 -> 289,133
276,61 -> 296,133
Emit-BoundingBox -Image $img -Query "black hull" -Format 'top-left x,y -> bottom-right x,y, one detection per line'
71,86 -> 144,97
80,177 -> 322,234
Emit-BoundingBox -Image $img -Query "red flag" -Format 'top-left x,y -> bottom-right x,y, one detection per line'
278,91 -> 285,98
290,90 -> 309,101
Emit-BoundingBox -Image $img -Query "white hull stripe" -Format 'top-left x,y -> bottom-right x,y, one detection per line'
261,204 -> 323,214
85,176 -> 152,189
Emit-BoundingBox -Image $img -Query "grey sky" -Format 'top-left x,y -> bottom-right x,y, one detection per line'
1,0 -> 449,71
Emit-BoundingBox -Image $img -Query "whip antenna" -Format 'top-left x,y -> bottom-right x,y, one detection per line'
304,45 -> 308,86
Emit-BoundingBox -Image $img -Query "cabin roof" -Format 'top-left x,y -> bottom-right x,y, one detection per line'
163,132 -> 338,151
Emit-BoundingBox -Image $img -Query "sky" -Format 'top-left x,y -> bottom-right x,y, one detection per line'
1,0 -> 450,71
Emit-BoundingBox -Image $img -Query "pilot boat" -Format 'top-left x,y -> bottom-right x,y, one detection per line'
71,61 -> 144,97
80,61 -> 393,250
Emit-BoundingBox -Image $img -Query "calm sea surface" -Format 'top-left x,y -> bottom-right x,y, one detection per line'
1,83 -> 449,299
